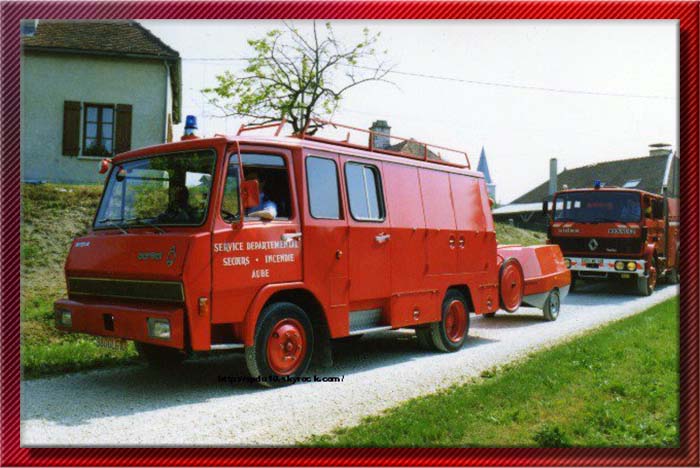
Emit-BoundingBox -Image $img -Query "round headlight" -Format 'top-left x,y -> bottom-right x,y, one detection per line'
615,261 -> 625,271
564,258 -> 571,268
627,261 -> 637,271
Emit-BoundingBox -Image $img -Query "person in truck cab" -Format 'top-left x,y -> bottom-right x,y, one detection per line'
157,185 -> 198,223
244,169 -> 278,220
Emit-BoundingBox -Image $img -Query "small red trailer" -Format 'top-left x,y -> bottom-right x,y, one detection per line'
54,118 -> 570,386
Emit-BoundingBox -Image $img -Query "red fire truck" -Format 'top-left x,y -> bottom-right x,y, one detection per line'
544,151 -> 679,296
54,118 -> 570,386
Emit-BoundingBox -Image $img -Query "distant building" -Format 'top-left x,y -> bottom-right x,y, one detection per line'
476,147 -> 496,201
21,20 -> 182,184
492,144 -> 678,231
369,120 -> 441,161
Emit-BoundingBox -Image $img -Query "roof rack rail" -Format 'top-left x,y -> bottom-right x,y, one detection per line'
237,119 -> 287,137
234,117 -> 470,169
297,117 -> 470,169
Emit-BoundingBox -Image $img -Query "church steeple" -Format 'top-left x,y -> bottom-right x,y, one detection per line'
477,146 -> 496,200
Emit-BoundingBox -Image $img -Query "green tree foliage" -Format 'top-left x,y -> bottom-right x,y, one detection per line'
204,22 -> 393,133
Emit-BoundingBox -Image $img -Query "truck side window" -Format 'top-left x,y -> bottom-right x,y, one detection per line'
242,153 -> 291,220
306,156 -> 341,219
221,155 -> 240,222
345,162 -> 385,221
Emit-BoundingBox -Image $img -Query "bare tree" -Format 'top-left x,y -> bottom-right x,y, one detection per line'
203,21 -> 393,133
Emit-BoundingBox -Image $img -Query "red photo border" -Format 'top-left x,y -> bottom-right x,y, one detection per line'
1,2 -> 697,466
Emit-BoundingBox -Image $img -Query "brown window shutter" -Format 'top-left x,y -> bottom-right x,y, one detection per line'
62,101 -> 81,156
115,104 -> 133,154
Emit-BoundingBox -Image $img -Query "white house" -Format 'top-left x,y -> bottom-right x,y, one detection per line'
21,20 -> 181,183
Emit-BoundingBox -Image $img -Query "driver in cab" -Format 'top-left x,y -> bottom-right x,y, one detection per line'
244,169 -> 277,221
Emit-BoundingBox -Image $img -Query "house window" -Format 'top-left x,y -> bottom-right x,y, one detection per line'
83,104 -> 115,156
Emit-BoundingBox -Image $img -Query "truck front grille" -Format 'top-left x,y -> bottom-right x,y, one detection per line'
552,236 -> 644,255
68,277 -> 184,302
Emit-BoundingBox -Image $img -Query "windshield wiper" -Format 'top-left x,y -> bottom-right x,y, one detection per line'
97,218 -> 128,234
126,217 -> 166,234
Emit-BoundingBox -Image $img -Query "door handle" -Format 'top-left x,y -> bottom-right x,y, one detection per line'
449,236 -> 456,248
281,232 -> 302,242
375,233 -> 391,243
459,237 -> 465,248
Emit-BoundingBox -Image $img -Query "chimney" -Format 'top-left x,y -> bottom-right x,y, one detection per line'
548,158 -> 558,196
649,142 -> 672,157
369,120 -> 391,150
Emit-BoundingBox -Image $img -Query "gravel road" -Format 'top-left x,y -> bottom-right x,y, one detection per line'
21,283 -> 678,447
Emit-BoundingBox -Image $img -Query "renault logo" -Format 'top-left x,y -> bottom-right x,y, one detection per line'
588,238 -> 599,251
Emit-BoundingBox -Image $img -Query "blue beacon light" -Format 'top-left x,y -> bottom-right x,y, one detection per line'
184,115 -> 198,136
594,179 -> 601,189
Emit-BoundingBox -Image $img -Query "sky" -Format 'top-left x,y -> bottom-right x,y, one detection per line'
141,20 -> 678,204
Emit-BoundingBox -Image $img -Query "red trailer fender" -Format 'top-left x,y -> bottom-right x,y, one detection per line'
497,244 -> 571,309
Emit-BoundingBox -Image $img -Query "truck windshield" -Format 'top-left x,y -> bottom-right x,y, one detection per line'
553,191 -> 641,223
94,150 -> 216,229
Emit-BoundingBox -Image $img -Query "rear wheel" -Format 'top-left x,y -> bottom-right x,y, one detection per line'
245,302 -> 314,387
542,289 -> 561,321
499,258 -> 524,313
426,290 -> 470,352
135,342 -> 187,368
636,258 -> 657,296
415,327 -> 436,350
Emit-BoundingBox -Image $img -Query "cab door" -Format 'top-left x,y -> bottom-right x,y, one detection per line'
340,156 -> 392,306
210,148 -> 302,325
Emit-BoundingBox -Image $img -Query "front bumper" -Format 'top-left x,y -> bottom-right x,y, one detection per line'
565,256 -> 647,278
53,298 -> 185,349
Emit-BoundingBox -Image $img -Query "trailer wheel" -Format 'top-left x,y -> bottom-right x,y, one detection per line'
542,289 -> 560,321
427,290 -> 470,352
636,258 -> 657,296
135,342 -> 187,368
499,258 -> 524,312
245,302 -> 314,387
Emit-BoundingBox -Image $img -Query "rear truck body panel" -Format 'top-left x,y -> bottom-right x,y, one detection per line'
497,244 -> 571,308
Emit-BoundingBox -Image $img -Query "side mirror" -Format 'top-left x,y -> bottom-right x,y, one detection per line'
542,199 -> 549,215
99,158 -> 111,174
241,179 -> 260,209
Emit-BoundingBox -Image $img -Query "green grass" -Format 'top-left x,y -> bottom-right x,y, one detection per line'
20,183 -> 545,378
495,222 -> 546,246
21,183 -> 137,378
309,297 -> 679,447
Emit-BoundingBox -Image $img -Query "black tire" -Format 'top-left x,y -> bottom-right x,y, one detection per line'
636,258 -> 657,296
426,290 -> 470,353
135,342 -> 187,368
542,289 -> 561,322
415,327 -> 437,350
245,302 -> 314,387
569,275 -> 577,292
666,268 -> 680,285
483,312 -> 497,319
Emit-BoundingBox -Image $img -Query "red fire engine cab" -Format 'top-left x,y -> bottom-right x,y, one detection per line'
544,151 -> 680,296
54,118 -> 570,386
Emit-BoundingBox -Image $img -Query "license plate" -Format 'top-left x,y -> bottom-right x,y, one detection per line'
95,336 -> 128,351
586,258 -> 604,265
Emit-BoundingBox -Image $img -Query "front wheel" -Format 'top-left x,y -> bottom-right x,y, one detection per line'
245,302 -> 314,387
542,289 -> 561,321
636,258 -> 657,296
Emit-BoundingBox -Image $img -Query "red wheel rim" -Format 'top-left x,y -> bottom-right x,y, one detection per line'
444,300 -> 467,343
266,318 -> 307,376
500,261 -> 524,312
